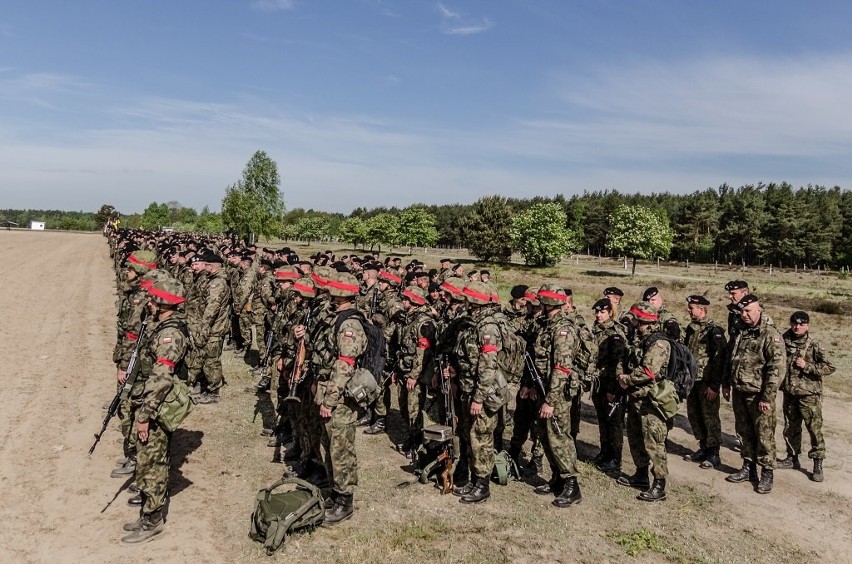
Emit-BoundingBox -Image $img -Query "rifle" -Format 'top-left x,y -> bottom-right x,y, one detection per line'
524,352 -> 563,436
608,388 -> 626,418
369,286 -> 379,318
435,354 -> 456,494
284,301 -> 316,404
90,310 -> 149,457
255,304 -> 285,386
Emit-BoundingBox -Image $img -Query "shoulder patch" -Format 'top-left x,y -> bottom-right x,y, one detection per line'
344,330 -> 354,337
655,341 -> 666,349
483,334 -> 491,342
774,337 -> 781,343
162,337 -> 172,344
559,330 -> 568,336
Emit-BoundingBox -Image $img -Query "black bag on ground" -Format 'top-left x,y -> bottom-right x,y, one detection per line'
249,477 -> 325,555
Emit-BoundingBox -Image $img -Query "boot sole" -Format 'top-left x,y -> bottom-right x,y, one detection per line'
459,496 -> 489,504
321,512 -> 353,527
637,493 -> 666,502
552,496 -> 582,508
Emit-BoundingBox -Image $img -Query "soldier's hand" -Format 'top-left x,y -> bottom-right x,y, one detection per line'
722,386 -> 731,402
407,377 -> 417,391
136,420 -> 149,443
705,387 -> 718,401
431,375 -> 439,389
794,357 -> 807,369
519,386 -> 531,400
470,401 -> 483,416
275,357 -> 283,372
606,392 -> 615,403
442,365 -> 455,378
617,374 -> 630,389
319,405 -> 332,418
758,400 -> 770,413
294,325 -> 306,339
539,402 -> 554,419
117,369 -> 127,385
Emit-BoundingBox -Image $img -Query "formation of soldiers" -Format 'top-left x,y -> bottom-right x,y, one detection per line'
104,226 -> 836,544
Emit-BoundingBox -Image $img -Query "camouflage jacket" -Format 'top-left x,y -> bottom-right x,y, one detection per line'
307,297 -> 336,381
185,270 -> 208,327
683,318 -> 726,390
592,319 -> 628,394
452,306 -> 502,404
397,306 -> 436,380
251,270 -> 276,317
624,328 -> 671,399
658,306 -> 682,340
233,267 -> 256,313
530,310 -> 580,406
115,284 -> 149,370
314,307 -> 367,410
131,313 -> 189,424
198,268 -> 230,340
725,315 -> 786,402
356,283 -> 381,318
781,330 -> 836,396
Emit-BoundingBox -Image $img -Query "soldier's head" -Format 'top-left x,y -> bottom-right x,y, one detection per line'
292,279 -> 317,304
467,270 -> 480,282
440,258 -> 452,269
258,258 -> 274,274
537,284 -> 570,317
628,302 -> 659,336
240,254 -> 253,269
592,298 -> 613,323
401,286 -> 427,312
126,250 -> 157,281
480,269 -> 491,283
274,266 -> 300,292
790,310 -> 809,337
189,254 -> 205,273
462,281 -> 492,311
440,277 -> 465,304
452,263 -> 463,277
725,280 -> 750,304
378,269 -> 402,291
361,262 -> 380,286
642,287 -> 663,309
199,250 -> 223,272
227,250 -> 242,266
326,271 -> 359,310
414,270 -> 430,289
146,276 -> 185,318
510,285 -> 530,311
736,294 -> 761,327
686,295 -> 710,321
603,287 -> 624,307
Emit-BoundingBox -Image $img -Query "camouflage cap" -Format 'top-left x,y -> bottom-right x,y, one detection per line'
537,284 -> 570,306
147,276 -> 186,306
628,301 -> 658,323
128,250 -> 158,274
274,265 -> 300,282
462,281 -> 492,305
139,269 -> 170,290
311,265 -> 335,288
378,269 -> 402,287
401,286 -> 428,306
441,277 -> 466,301
326,271 -> 360,298
292,278 -> 317,298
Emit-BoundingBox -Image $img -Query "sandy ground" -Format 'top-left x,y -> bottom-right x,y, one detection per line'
0,230 -> 850,563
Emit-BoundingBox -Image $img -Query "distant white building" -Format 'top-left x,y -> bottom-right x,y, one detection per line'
30,221 -> 45,230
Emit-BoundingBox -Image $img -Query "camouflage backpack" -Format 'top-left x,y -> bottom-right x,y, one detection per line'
487,310 -> 526,384
249,477 -> 325,555
572,321 -> 599,378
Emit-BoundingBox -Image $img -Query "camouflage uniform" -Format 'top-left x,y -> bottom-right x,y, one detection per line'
184,265 -> 208,385
371,283 -> 405,422
234,264 -> 256,351
658,306 -> 682,341
780,330 -> 835,461
193,266 -> 230,394
725,315 -> 785,469
397,302 -> 436,442
590,318 -> 628,464
683,318 -> 726,450
250,267 -> 276,362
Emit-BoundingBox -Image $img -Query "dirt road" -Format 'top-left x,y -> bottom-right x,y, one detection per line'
0,231 -> 849,563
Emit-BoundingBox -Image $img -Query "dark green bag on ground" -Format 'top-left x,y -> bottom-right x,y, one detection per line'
492,450 -> 521,485
249,477 -> 325,555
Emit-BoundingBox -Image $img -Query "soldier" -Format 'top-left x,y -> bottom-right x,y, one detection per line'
192,250 -> 231,404
249,258 -> 277,373
437,258 -> 453,282
310,271 -> 366,525
616,302 -> 673,502
355,261 -> 381,319
723,295 -> 785,494
528,284 -> 583,508
121,276 -> 188,543
450,281 -> 509,504
724,280 -> 750,340
682,295 -> 726,469
603,287 -> 624,319
224,250 -> 245,352
590,298 -> 629,473
643,287 -> 681,340
234,254 -> 257,356
395,286 -> 437,453
777,311 -> 835,482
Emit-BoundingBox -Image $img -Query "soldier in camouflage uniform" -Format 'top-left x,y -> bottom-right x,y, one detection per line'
184,255 -> 208,390
590,298 -> 629,474
249,258 -> 276,372
121,276 -> 188,543
310,271 -> 366,525
682,295 -> 727,469
395,286 -> 436,452
616,302 -> 672,502
528,285 -> 583,508
450,281 -> 508,504
224,251 -> 245,351
603,287 -> 624,320
777,311 -> 835,482
723,294 -> 786,494
354,262 -> 382,426
643,287 -> 681,340
192,251 -> 231,404
233,254 -> 256,355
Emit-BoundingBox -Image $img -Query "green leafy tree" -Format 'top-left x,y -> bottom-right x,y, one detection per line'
195,206 -> 223,234
221,150 -> 285,242
364,213 -> 401,252
606,204 -> 674,275
140,202 -> 170,230
509,202 -> 579,266
397,205 -> 438,250
338,217 -> 367,249
94,204 -> 118,226
461,196 -> 513,261
293,216 -> 327,241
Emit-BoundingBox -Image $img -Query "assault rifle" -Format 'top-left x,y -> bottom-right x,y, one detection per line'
523,352 -> 563,436
89,310 -> 149,456
284,300 -> 317,404
435,354 -> 456,494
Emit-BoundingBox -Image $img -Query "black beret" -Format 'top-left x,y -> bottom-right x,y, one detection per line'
362,261 -> 380,272
725,280 -> 749,292
199,250 -> 223,264
480,269 -> 491,276
260,258 -> 274,269
727,303 -> 739,313
404,272 -> 417,283
414,270 -> 430,279
592,298 -> 613,312
790,310 -> 810,324
510,285 -> 529,300
240,254 -> 254,262
603,287 -> 624,297
686,295 -> 710,306
736,294 -> 759,310
331,261 -> 350,273
428,282 -> 441,293
642,287 -> 659,301
428,268 -> 438,277
440,258 -> 452,263
452,263 -> 463,270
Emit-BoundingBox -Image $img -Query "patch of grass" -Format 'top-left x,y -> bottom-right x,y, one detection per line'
608,528 -> 667,557
814,300 -> 844,315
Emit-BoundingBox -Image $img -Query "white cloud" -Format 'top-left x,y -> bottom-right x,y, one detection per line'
250,0 -> 296,12
436,2 -> 492,36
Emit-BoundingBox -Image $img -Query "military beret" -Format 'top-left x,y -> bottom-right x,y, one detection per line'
510,285 -> 529,300
440,258 -> 452,264
428,282 -> 441,293
260,258 -> 274,269
404,272 -> 417,284
364,255 -> 375,261
736,294 -> 760,310
725,280 -> 749,292
227,250 -> 242,257
480,269 -> 491,276
592,298 -> 613,312
331,261 -> 350,273
414,270 -> 430,279
790,310 -> 810,324
428,268 -> 438,277
240,254 -> 254,263
452,263 -> 463,270
604,287 -> 624,297
199,250 -> 223,264
642,287 -> 659,301
362,261 -> 380,272
686,295 -> 710,306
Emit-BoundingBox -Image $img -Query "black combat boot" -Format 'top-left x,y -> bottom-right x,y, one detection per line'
776,455 -> 800,470
121,510 -> 164,544
756,468 -> 773,494
552,476 -> 582,507
452,473 -> 476,497
534,476 -> 564,496
507,446 -> 522,467
637,479 -> 667,502
459,476 -> 490,504
617,466 -> 650,489
812,459 -> 824,482
597,457 -> 621,473
699,446 -> 722,469
593,448 -> 610,465
683,443 -> 707,462
127,494 -> 142,506
363,416 -> 386,435
355,408 -> 373,427
323,493 -> 354,526
726,461 -> 757,483
522,455 -> 543,478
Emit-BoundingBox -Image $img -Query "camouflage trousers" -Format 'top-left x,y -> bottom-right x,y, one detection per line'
238,313 -> 253,350
509,392 -> 544,459
782,392 -> 825,460
685,381 -> 722,449
119,395 -> 136,458
373,371 -> 393,418
731,389 -> 776,469
187,336 -> 224,392
321,397 -> 359,495
133,418 -> 170,515
591,389 -> 624,461
295,380 -> 323,466
626,399 -> 671,479
462,397 -> 498,479
537,397 -> 579,479
398,377 -> 426,439
252,311 -> 269,361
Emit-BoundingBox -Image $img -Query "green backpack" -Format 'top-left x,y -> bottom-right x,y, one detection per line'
249,477 -> 325,555
492,450 -> 521,486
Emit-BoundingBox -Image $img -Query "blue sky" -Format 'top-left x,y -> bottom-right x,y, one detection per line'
2,1 -> 852,214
